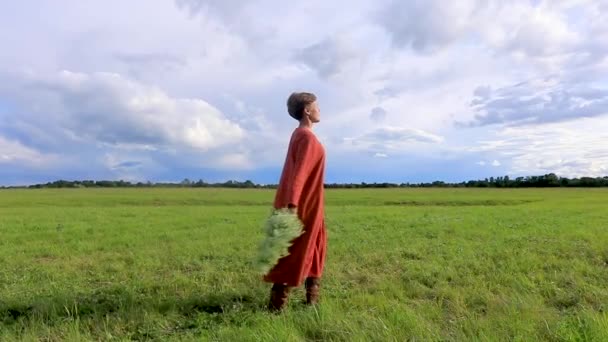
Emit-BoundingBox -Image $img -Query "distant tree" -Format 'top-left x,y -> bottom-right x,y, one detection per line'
6,173 -> 608,190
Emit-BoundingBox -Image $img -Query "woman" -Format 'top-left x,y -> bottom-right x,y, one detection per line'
264,92 -> 327,311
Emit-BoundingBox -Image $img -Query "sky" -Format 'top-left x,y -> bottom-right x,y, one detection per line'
1,0 -> 607,185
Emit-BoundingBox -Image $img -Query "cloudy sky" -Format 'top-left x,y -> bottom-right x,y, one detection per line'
1,0 -> 607,185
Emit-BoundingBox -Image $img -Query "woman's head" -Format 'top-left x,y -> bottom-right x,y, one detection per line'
287,92 -> 320,124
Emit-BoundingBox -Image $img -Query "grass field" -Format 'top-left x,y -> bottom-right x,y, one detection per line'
1,188 -> 607,341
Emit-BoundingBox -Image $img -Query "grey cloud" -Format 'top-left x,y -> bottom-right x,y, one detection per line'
377,0 -> 605,72
114,161 -> 143,169
370,107 -> 387,121
473,85 -> 492,99
374,64 -> 465,99
374,86 -> 400,99
366,127 -> 443,144
114,52 -> 188,87
173,0 -> 277,45
175,0 -> 248,18
115,53 -> 185,70
465,78 -> 608,127
344,127 -> 444,154
378,0 -> 481,53
294,37 -> 360,79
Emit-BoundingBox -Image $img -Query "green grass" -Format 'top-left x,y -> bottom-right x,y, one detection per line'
1,188 -> 607,341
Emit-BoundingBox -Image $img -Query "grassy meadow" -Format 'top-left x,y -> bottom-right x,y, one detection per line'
1,188 -> 607,341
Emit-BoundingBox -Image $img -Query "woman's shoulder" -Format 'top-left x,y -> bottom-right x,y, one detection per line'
292,128 -> 320,144
293,127 -> 317,138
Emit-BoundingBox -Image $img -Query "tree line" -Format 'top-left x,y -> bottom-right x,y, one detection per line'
2,173 -> 608,189
325,174 -> 608,188
6,179 -> 268,189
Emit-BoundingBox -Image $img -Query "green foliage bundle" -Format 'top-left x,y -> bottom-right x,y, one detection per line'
255,208 -> 305,274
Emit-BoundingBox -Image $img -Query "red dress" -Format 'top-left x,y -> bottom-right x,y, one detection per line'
263,127 -> 327,287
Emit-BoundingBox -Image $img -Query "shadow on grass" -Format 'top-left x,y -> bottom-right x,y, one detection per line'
384,199 -> 542,206
0,285 -> 264,326
176,293 -> 258,316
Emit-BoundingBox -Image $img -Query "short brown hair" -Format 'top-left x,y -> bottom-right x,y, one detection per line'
287,92 -> 316,121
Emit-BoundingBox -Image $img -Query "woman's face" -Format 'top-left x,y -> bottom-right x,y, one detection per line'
305,101 -> 321,123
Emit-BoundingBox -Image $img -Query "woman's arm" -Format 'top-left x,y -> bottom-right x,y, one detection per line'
286,134 -> 318,209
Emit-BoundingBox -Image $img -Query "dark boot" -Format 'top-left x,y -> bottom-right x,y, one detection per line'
305,277 -> 321,305
268,283 -> 290,312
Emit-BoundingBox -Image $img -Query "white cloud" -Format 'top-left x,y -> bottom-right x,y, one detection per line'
379,0 -> 481,53
100,152 -> 156,182
0,135 -> 55,167
472,116 -> 608,177
3,70 -> 244,152
341,126 -> 444,157
213,153 -> 255,170
481,2 -> 581,57
465,75 -> 608,126
473,160 -> 501,167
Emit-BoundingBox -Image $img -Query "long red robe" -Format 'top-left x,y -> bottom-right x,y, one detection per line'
263,127 -> 327,287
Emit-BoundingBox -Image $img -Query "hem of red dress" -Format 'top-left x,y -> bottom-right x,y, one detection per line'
262,275 -> 305,287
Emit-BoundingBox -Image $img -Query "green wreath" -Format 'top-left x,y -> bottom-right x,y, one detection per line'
255,208 -> 305,274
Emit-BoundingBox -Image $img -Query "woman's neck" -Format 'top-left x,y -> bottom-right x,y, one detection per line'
298,119 -> 313,130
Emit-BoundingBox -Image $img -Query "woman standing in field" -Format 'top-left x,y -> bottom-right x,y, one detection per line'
264,92 -> 327,311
